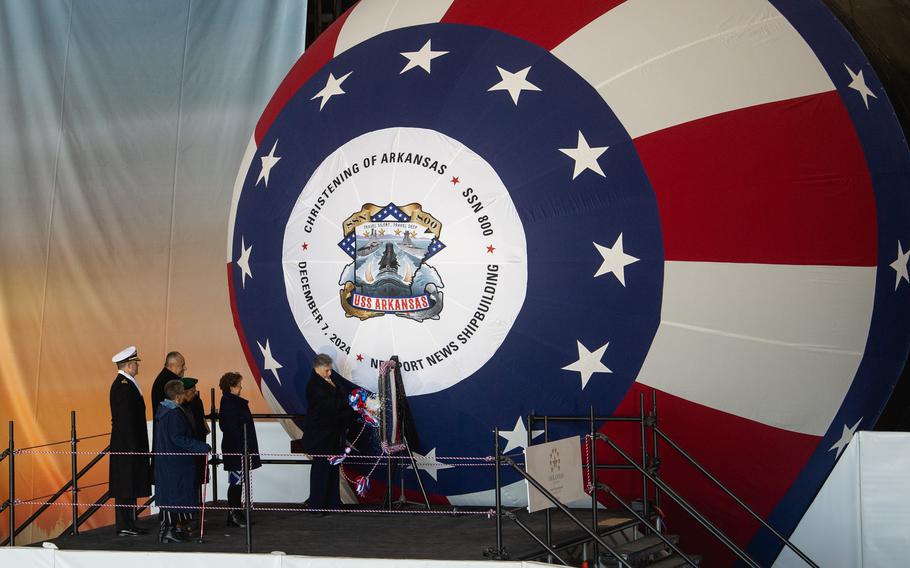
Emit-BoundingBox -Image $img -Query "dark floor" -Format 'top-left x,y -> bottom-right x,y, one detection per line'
47,503 -> 621,561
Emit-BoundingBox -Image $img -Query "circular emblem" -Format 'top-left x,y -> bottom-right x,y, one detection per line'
283,127 -> 529,394
229,2 -> 910,564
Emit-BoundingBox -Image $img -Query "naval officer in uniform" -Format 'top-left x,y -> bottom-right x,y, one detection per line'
108,346 -> 152,536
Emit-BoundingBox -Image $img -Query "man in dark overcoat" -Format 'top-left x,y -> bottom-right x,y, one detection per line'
150,351 -> 186,479
300,354 -> 356,512
108,346 -> 151,536
154,379 -> 210,543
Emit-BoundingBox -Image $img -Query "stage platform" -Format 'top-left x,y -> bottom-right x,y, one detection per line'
44,503 -> 624,561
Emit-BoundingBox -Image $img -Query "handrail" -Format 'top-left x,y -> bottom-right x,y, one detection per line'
3,398 -> 306,546
595,482 -> 698,567
654,427 -> 820,568
499,510 -> 569,565
515,516 -> 641,562
500,454 -> 634,568
61,490 -> 110,536
595,432 -> 761,568
16,439 -> 71,452
0,446 -> 110,546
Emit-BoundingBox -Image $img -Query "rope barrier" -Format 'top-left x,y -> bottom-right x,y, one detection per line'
11,499 -> 495,517
15,481 -> 110,506
13,448 -> 499,462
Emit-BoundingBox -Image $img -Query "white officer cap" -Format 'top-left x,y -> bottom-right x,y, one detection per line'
112,346 -> 141,364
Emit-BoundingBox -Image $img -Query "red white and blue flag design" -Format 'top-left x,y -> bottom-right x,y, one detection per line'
227,1 -> 910,565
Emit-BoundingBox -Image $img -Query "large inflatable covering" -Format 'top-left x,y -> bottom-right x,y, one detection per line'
228,0 -> 910,564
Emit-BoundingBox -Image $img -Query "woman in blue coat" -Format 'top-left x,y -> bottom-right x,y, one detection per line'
154,379 -> 210,543
218,372 -> 261,527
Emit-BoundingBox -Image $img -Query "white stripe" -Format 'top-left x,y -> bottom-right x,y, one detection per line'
334,0 -> 454,57
638,262 -> 875,436
260,377 -> 303,439
227,135 -> 258,262
552,0 -> 834,138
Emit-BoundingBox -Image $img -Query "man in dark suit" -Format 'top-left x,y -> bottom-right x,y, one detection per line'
108,346 -> 152,536
300,354 -> 356,513
150,352 -> 186,480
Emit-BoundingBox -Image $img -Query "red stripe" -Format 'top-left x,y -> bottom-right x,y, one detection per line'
227,263 -> 263,388
601,384 -> 819,567
635,92 -> 877,266
358,478 -> 451,507
441,0 -> 625,51
254,8 -> 354,145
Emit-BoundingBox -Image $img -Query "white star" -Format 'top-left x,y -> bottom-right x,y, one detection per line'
311,71 -> 352,110
559,131 -> 608,179
256,139 -> 281,188
890,241 -> 910,291
829,417 -> 862,459
256,339 -> 283,385
407,448 -> 455,481
845,64 -> 877,110
562,340 -> 612,389
400,40 -> 448,74
236,236 -> 253,289
499,416 -> 544,454
488,66 -> 541,105
593,233 -> 639,286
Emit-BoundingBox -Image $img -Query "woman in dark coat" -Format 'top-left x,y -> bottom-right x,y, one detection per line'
299,354 -> 356,511
218,372 -> 261,527
154,380 -> 210,543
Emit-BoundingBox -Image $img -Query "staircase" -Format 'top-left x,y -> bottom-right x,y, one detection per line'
599,520 -> 701,568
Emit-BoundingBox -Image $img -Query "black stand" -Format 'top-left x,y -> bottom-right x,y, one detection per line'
381,355 -> 430,511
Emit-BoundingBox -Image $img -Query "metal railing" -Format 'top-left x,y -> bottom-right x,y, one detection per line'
1,396 -> 307,547
651,426 -> 819,568
506,391 -> 819,568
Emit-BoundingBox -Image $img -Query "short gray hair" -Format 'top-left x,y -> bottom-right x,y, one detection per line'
313,354 -> 333,369
164,379 -> 185,401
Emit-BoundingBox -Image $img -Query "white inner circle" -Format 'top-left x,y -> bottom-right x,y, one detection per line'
283,127 -> 528,395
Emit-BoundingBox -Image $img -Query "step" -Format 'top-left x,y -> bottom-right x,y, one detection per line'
643,553 -> 703,567
611,534 -> 680,562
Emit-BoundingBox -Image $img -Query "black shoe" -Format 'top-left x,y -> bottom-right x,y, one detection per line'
117,528 -> 141,536
159,528 -> 186,544
131,527 -> 148,535
226,512 -> 247,528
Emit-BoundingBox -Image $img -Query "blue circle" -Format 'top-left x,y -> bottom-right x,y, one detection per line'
231,23 -> 664,496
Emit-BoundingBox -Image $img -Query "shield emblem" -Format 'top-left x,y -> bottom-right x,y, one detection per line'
338,203 -> 446,321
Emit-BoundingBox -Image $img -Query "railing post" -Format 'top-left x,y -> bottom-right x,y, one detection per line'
210,387 -> 218,503
70,411 -> 79,535
544,416 -> 551,552
651,390 -> 660,512
640,392 -> 649,523
589,406 -> 599,563
8,421 -> 14,546
494,427 -> 503,555
243,424 -> 252,553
